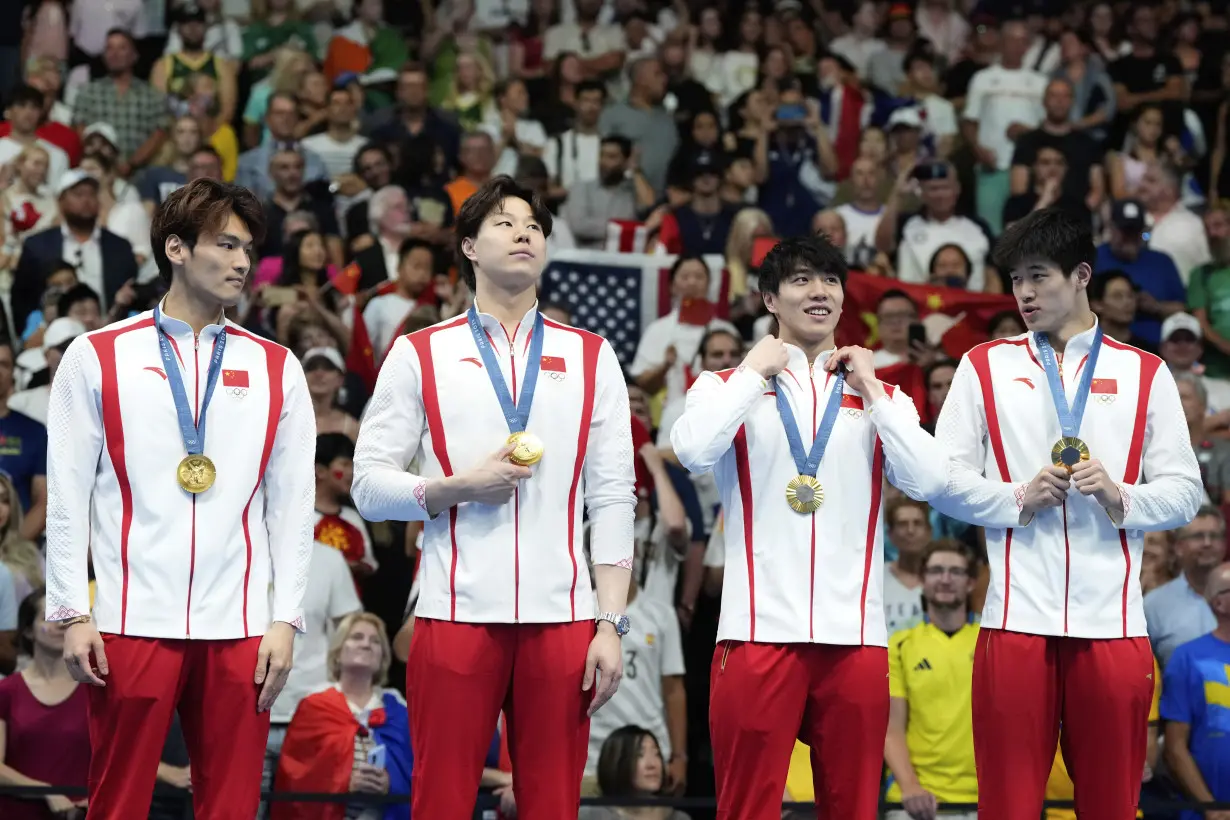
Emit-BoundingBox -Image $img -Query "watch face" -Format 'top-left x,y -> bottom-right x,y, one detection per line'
616,615 -> 631,636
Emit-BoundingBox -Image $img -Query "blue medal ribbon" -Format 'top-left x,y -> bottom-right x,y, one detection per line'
154,304 -> 227,457
466,306 -> 544,433
1034,324 -> 1104,439
774,367 -> 847,478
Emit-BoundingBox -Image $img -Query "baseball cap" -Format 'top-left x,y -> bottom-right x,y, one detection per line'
334,71 -> 362,89
56,168 -> 101,197
887,107 -> 923,131
44,317 -> 86,351
1161,312 -> 1202,341
360,68 -> 398,86
691,150 -> 724,179
1110,199 -> 1147,233
83,121 -> 120,148
302,347 -> 345,372
173,3 -> 206,24
888,3 -> 913,20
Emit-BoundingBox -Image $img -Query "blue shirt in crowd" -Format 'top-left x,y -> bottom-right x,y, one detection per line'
1162,632 -> 1230,820
1094,243 -> 1186,345
1146,574 -> 1217,667
0,409 -> 46,511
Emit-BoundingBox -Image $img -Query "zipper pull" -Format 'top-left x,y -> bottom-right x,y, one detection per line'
194,334 -> 200,352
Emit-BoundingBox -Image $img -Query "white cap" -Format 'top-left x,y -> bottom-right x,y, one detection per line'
887,107 -> 923,130
44,317 -> 86,350
360,67 -> 398,86
1161,312 -> 1202,341
302,346 -> 345,372
82,122 -> 120,147
56,168 -> 100,196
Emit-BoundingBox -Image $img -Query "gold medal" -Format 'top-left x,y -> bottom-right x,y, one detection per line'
1051,437 -> 1090,473
786,475 -> 824,514
177,454 -> 217,493
506,432 -> 544,466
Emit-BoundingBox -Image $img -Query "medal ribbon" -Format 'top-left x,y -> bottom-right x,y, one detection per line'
466,305 -> 545,433
1035,324 -> 1103,439
774,367 -> 846,477
154,304 -> 227,457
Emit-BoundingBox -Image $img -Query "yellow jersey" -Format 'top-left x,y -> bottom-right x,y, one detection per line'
1044,656 -> 1162,820
884,619 -> 979,804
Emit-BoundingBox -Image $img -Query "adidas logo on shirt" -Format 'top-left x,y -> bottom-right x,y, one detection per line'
913,659 -> 933,672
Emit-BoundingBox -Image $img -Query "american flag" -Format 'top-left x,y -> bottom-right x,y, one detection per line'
540,250 -> 730,365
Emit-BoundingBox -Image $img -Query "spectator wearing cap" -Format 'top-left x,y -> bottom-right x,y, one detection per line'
1094,198 -> 1187,346
829,1 -> 887,80
866,3 -> 917,96
1010,78 -> 1106,214
886,107 -> 926,178
7,316 -> 83,426
1088,270 -> 1157,354
0,84 -> 69,194
656,151 -> 743,256
302,86 -> 368,180
961,18 -> 1047,235
151,3 -> 238,125
599,56 -> 678,197
1146,506 -> 1223,668
70,30 -> 169,178
1139,160 -> 1212,286
900,48 -> 959,158
163,0 -> 242,61
322,0 -> 409,89
0,340 -> 47,541
11,170 -> 138,333
562,135 -> 651,250
1159,312 -> 1230,416
304,346 -> 361,441
235,92 -> 331,200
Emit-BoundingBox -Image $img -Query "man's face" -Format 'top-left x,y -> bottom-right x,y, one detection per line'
1109,225 -> 1143,261
598,143 -> 627,182
1177,376 -> 1207,425
1163,330 -> 1203,370
270,151 -> 305,195
378,189 -> 411,236
576,0 -> 601,22
67,298 -> 102,331
460,135 -> 495,176
173,212 -> 254,307
692,170 -> 720,197
463,196 -> 546,291
188,151 -> 223,181
922,550 -> 973,610
576,89 -> 604,126
1137,165 -> 1172,211
502,81 -> 529,115
813,212 -> 846,250
181,20 -> 207,51
908,59 -> 937,91
60,182 -> 100,224
8,101 -> 40,133
397,70 -> 429,109
635,59 -> 668,102
1095,277 -> 1138,325
172,118 -> 202,156
1043,81 -> 1073,123
84,134 -> 118,163
103,34 -> 137,75
1206,210 -> 1230,243
1132,6 -> 1158,41
358,149 -> 391,189
1011,262 -> 1086,335
1001,22 -> 1031,64
890,505 -> 930,556
701,333 -> 743,371
627,384 -> 651,430
1034,148 -> 1067,185
764,267 -> 845,348
1176,514 -> 1227,574
266,97 -> 299,142
850,159 -> 880,200
327,90 -> 356,126
876,296 -> 917,348
927,364 -> 955,416
920,177 -> 958,219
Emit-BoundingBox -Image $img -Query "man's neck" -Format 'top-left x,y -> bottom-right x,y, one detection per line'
574,120 -> 599,135
338,672 -> 374,707
110,72 -> 133,89
926,604 -> 969,634
379,231 -> 406,251
691,193 -> 720,215
777,328 -> 836,364
1133,42 -> 1155,58
401,106 -> 426,126
1188,566 -> 1212,595
327,121 -> 356,142
896,550 -> 926,578
1046,308 -> 1097,350
315,486 -> 342,513
883,338 -> 909,356
67,222 -> 96,243
272,191 -> 303,211
1042,119 -> 1072,135
1001,59 -> 1024,71
474,279 -> 537,329
853,196 -> 881,213
464,171 -> 491,186
162,284 -> 224,336
9,128 -> 35,143
1099,317 -> 1132,342
627,91 -> 653,111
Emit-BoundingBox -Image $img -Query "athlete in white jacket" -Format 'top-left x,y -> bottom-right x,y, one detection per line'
932,207 -> 1202,820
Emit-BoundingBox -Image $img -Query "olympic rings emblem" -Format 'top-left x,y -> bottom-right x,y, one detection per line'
228,387 -> 249,398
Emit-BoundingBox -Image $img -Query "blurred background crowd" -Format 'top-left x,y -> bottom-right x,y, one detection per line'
2,0 -> 1230,817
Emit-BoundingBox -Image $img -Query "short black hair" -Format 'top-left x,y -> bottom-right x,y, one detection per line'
924,358 -> 957,385
455,175 -> 553,291
17,586 -> 45,656
267,91 -> 299,113
7,83 -> 42,109
353,142 -> 392,174
757,234 -> 847,295
699,327 -> 743,357
667,253 -> 710,284
904,45 -> 935,72
106,27 -> 137,49
398,236 -> 437,267
601,135 -> 633,158
1087,269 -> 1136,303
986,309 -> 1025,338
315,432 -> 355,467
576,79 -> 607,99
152,178 -> 266,284
191,145 -> 222,163
992,207 -> 1096,277
876,288 -> 917,313
57,283 -> 101,317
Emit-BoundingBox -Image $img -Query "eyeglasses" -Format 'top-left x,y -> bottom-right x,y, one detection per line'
924,566 -> 969,578
1179,531 -> 1226,543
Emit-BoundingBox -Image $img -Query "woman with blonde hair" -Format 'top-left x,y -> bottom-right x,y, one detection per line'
242,47 -> 316,148
439,52 -> 495,133
274,612 -> 411,820
0,145 -> 58,271
724,207 -> 773,315
0,474 -> 43,605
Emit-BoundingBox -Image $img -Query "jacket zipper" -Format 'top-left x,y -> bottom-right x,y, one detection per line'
808,362 -> 818,641
186,333 -> 200,638
505,324 -> 521,623
1058,353 -> 1071,635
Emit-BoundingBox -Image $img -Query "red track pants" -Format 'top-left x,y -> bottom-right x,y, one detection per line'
86,635 -> 269,820
972,629 -> 1154,820
709,641 -> 889,820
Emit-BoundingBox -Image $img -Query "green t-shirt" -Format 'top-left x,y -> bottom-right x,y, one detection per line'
1187,263 -> 1230,378
242,21 -> 320,77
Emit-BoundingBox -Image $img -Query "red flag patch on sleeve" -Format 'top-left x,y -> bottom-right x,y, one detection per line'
223,369 -> 249,387
1090,378 -> 1118,394
540,355 -> 567,372
840,393 -> 864,410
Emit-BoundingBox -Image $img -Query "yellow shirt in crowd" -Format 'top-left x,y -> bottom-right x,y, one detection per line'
1044,656 -> 1162,820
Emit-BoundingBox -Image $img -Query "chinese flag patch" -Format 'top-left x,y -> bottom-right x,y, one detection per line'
840,393 -> 864,410
540,355 -> 566,372
223,369 -> 249,387
1090,378 -> 1117,394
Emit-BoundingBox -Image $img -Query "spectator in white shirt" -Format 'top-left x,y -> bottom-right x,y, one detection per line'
544,79 -> 606,193
543,0 -> 626,81
829,1 -> 886,80
362,238 -> 436,359
884,497 -> 929,636
961,18 -> 1047,235
482,78 -> 549,179
903,49 -> 959,158
1140,160 -> 1212,285
835,157 -> 886,269
302,86 -> 367,180
9,317 -> 84,426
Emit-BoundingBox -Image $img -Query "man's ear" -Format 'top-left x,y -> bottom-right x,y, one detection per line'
1072,261 -> 1094,290
165,235 -> 189,268
460,236 -> 478,264
762,291 -> 777,316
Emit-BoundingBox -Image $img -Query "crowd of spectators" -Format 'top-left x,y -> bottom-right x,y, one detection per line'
1,0 -> 1230,817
